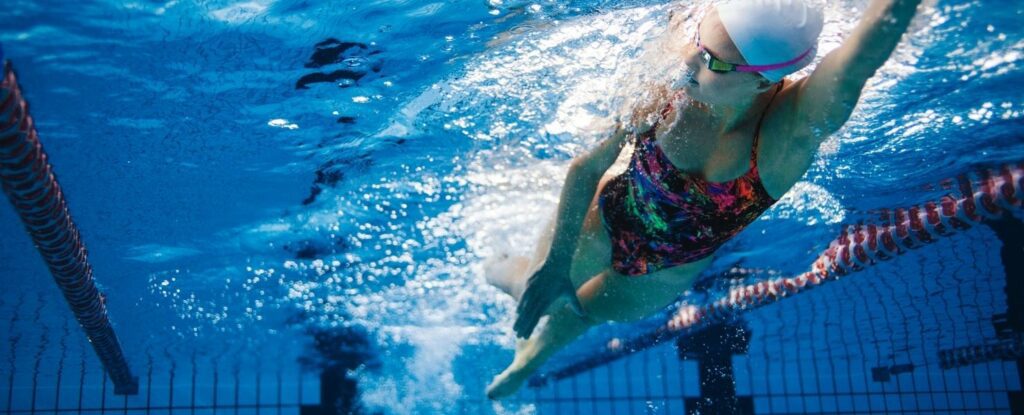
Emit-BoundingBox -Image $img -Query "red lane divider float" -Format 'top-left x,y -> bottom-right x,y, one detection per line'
531,163 -> 1024,387
669,163 -> 1024,331
0,61 -> 138,394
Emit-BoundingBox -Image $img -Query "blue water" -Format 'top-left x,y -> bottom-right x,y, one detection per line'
1,0 -> 1023,413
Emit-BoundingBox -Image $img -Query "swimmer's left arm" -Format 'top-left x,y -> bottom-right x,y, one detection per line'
790,0 -> 924,141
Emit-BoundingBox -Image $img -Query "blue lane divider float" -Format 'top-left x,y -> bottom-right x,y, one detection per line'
0,59 -> 138,395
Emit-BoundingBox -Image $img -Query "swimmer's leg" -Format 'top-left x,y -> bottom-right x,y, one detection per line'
487,268 -> 688,399
486,294 -> 594,399
483,254 -> 532,300
484,215 -> 558,301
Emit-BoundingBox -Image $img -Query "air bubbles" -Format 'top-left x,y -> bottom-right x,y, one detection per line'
342,56 -> 367,67
967,103 -> 995,122
267,119 -> 299,129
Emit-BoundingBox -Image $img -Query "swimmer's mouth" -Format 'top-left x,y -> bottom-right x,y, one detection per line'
671,68 -> 699,90
682,68 -> 698,86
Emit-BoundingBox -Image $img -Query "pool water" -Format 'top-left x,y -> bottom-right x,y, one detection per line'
1,0 -> 1023,413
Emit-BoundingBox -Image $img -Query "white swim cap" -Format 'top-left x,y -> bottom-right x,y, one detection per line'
715,0 -> 824,82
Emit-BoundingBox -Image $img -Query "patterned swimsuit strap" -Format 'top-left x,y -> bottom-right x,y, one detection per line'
635,93 -> 680,142
658,92 -> 683,124
749,80 -> 786,166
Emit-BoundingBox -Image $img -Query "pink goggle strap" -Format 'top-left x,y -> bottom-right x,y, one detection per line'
733,47 -> 814,73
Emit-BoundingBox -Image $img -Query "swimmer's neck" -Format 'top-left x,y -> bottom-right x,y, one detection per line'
689,87 -> 777,134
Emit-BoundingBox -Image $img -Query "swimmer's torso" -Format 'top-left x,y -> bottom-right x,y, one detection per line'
597,87 -> 783,276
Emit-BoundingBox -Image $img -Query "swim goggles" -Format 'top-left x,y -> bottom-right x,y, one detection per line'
695,24 -> 812,74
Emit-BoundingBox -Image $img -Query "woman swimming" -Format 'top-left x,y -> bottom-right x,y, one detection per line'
486,0 -> 924,399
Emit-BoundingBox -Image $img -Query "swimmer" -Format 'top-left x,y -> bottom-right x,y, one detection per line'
486,0 -> 924,399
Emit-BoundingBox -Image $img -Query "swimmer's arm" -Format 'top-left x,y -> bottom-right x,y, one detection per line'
513,125 -> 631,337
791,0 -> 924,140
543,124 -> 631,268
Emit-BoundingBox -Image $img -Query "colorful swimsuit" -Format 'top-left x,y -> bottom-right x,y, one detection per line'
598,87 -> 782,276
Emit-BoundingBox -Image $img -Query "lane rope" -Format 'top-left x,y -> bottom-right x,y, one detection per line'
0,61 -> 138,395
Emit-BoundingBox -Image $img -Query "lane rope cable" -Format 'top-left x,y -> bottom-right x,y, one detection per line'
0,59 -> 138,395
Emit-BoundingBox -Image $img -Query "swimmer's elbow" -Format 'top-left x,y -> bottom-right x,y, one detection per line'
803,102 -> 856,144
796,62 -> 866,138
571,127 -> 629,176
819,89 -> 860,135
568,154 -> 607,180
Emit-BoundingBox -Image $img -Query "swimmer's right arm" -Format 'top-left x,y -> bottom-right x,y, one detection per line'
513,125 -> 631,338
789,0 -> 924,140
762,0 -> 922,192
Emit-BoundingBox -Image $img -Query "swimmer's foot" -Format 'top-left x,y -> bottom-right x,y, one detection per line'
486,338 -> 540,400
483,253 -> 532,300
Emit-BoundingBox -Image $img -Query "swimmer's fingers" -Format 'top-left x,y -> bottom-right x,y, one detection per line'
566,289 -> 586,318
513,274 -> 563,338
513,282 -> 549,338
515,273 -> 548,331
513,276 -> 580,338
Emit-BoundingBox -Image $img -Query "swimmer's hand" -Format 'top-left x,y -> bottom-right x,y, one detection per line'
513,264 -> 586,338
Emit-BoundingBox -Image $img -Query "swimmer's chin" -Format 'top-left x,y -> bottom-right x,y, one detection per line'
671,78 -> 699,92
673,83 -> 705,103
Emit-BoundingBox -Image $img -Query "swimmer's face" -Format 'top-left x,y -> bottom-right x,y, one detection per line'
670,9 -> 774,105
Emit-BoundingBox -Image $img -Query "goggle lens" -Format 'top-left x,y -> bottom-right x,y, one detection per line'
707,56 -> 735,73
696,30 -> 736,73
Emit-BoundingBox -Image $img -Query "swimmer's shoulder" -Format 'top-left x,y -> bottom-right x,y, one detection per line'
755,76 -> 823,199
762,75 -> 854,149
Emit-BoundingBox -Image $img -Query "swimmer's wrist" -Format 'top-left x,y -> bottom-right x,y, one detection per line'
536,258 -> 570,277
563,301 -> 594,321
